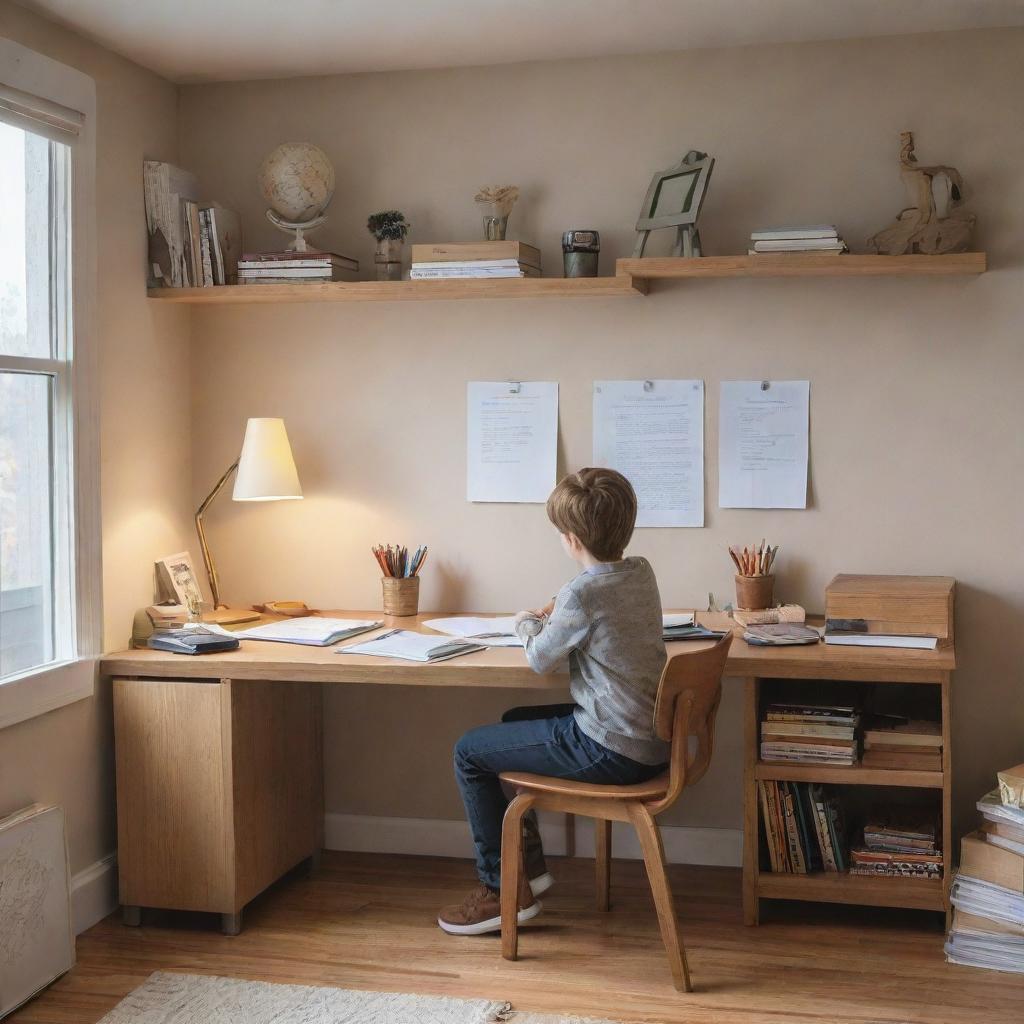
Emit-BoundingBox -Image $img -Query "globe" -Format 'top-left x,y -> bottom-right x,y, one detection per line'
258,142 -> 335,225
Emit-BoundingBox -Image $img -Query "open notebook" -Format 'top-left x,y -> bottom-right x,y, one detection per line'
339,628 -> 486,663
234,617 -> 383,647
423,616 -> 522,647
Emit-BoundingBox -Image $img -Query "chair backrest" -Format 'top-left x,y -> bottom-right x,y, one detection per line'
648,632 -> 733,814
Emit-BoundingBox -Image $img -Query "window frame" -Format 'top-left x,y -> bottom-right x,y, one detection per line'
0,40 -> 99,730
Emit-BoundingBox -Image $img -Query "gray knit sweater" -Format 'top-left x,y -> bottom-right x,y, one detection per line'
515,557 -> 669,765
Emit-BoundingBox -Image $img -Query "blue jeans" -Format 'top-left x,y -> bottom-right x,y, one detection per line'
453,703 -> 666,890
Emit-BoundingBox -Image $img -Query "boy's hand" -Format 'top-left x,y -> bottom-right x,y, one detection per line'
532,599 -> 555,618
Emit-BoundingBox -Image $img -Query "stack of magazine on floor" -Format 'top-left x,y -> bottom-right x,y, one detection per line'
748,224 -> 848,254
758,781 -> 848,873
237,250 -> 358,284
760,703 -> 859,765
850,811 -> 942,879
410,241 -> 541,279
946,785 -> 1024,974
339,628 -> 486,663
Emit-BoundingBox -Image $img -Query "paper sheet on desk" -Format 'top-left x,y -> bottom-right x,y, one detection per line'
718,380 -> 809,509
424,616 -> 524,647
593,380 -> 705,527
467,381 -> 558,503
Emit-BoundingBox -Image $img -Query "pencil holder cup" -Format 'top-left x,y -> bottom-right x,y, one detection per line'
382,576 -> 419,617
735,574 -> 774,611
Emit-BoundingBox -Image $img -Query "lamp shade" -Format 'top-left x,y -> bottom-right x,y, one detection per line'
232,417 -> 303,501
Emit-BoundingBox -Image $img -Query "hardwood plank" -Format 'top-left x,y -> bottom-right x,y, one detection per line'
617,252 -> 987,279
11,852 -> 1023,1024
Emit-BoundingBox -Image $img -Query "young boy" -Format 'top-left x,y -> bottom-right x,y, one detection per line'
438,467 -> 668,935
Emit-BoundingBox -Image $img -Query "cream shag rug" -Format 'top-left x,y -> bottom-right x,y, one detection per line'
97,972 -> 618,1024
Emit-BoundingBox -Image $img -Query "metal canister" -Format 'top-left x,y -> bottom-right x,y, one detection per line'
562,230 -> 600,278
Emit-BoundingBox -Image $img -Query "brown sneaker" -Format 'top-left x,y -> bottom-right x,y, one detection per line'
437,878 -> 541,936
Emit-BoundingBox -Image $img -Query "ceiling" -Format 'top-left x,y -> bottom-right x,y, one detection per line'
17,0 -> 1024,83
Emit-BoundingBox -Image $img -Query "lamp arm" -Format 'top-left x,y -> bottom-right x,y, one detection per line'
195,459 -> 239,610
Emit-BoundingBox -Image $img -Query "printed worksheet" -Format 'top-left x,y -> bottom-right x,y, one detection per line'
467,381 -> 558,503
593,380 -> 705,527
718,380 -> 809,509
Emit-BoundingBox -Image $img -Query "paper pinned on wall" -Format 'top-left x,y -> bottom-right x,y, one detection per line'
718,380 -> 810,509
592,380 -> 705,528
467,381 -> 558,503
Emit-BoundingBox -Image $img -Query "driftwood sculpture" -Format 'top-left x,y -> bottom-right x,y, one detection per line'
868,132 -> 975,255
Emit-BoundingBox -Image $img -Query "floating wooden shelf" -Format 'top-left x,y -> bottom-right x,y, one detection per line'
146,253 -> 986,305
146,275 -> 647,304
758,871 -> 945,912
755,760 -> 944,790
617,252 -> 987,279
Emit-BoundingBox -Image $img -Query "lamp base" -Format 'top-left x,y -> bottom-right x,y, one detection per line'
202,606 -> 261,626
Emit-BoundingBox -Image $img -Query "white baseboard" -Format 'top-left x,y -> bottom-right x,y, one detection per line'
70,852 -> 117,935
324,813 -> 741,867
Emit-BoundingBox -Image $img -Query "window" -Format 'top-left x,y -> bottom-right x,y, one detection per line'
0,42 -> 98,727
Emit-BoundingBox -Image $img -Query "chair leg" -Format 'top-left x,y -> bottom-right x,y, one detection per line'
501,793 -> 533,961
595,817 -> 611,912
628,804 -> 692,993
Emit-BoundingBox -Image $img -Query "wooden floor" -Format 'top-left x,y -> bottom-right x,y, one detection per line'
12,852 -> 1023,1024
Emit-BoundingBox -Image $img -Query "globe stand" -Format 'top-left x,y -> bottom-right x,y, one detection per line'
266,209 -> 328,252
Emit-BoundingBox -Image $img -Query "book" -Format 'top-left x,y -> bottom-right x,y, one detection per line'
759,782 -> 846,873
751,239 -> 847,253
743,623 -> 821,646
339,628 -> 486,663
148,627 -> 240,655
980,818 -> 1024,846
863,718 -> 941,748
961,832 -> 1024,893
951,873 -> 1024,928
422,616 -> 522,648
861,749 -> 942,771
732,604 -> 805,627
823,631 -> 939,650
206,204 -> 242,284
409,265 -> 541,279
411,241 -> 541,269
750,225 -> 838,241
239,250 -> 359,272
238,267 -> 353,279
945,926 -> 1024,974
981,823 -> 1024,858
767,703 -> 857,723
143,160 -> 199,288
234,617 -> 383,647
824,574 -> 955,639
761,721 -> 855,740
999,763 -> 1024,809
198,208 -> 215,287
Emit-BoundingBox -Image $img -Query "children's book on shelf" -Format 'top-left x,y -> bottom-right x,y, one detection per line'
760,703 -> 859,765
758,781 -> 847,874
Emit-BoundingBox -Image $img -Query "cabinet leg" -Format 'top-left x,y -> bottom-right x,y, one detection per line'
122,905 -> 142,927
221,911 -> 243,936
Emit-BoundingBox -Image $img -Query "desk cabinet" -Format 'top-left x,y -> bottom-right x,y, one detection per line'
113,676 -> 322,933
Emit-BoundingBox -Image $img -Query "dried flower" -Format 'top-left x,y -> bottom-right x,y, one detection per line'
474,185 -> 519,217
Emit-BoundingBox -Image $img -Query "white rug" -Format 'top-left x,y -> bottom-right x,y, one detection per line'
96,972 -> 618,1024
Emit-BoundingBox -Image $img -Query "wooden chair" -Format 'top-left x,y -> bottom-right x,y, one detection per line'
498,633 -> 732,992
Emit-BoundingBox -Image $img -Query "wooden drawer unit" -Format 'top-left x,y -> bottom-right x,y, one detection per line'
113,676 -> 323,933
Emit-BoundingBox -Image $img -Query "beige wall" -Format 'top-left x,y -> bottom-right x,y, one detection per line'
180,28 -> 1023,838
0,2 -> 193,872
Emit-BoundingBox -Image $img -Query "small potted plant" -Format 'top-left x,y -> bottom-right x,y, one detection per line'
367,210 -> 409,281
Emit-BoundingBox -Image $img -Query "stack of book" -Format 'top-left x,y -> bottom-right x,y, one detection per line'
861,715 -> 942,771
851,812 -> 942,879
758,781 -> 848,873
946,782 -> 1024,974
823,574 -> 953,650
760,703 -> 859,765
238,251 -> 358,285
410,241 -> 541,280
748,225 -> 848,255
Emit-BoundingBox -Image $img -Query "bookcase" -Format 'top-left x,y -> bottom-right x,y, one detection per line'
739,630 -> 954,924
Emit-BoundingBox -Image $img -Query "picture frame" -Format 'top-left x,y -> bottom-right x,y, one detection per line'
633,150 -> 715,258
155,551 -> 204,609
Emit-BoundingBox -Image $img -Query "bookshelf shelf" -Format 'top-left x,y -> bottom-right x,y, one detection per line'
145,253 -> 986,305
755,761 -> 944,790
145,275 -> 647,304
617,252 -> 987,280
758,871 -> 945,912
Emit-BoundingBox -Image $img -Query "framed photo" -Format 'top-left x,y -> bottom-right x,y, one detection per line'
156,551 -> 204,609
635,151 -> 714,232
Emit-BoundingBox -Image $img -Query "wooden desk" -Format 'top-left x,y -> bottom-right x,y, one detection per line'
103,611 -> 955,931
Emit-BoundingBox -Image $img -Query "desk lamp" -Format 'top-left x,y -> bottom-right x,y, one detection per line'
195,417 -> 303,624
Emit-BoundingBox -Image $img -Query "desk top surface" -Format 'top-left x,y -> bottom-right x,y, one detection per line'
102,611 -> 955,686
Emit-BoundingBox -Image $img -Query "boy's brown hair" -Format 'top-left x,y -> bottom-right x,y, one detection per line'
546,467 -> 637,562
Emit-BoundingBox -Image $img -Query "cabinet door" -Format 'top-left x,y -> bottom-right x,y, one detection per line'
228,680 -> 322,909
114,678 -> 231,912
